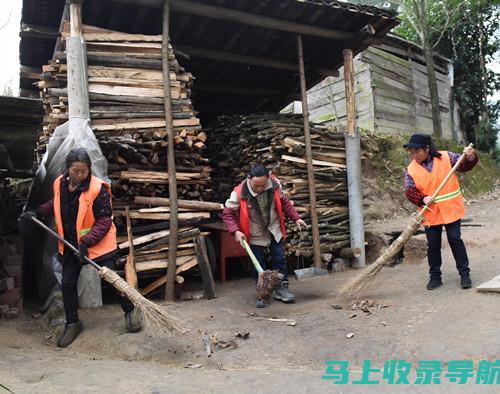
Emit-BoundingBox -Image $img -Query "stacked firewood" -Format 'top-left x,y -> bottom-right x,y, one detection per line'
36,63 -> 68,160
206,113 -> 350,257
35,24 -> 218,296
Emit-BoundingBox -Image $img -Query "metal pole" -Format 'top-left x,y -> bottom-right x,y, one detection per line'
297,35 -> 321,268
162,0 -> 179,301
343,49 -> 365,267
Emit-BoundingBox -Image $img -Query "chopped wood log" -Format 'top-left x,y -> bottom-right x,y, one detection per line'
134,196 -> 223,211
124,207 -> 138,289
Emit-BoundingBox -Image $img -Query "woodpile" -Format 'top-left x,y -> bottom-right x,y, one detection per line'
36,24 -> 219,297
206,113 -> 350,258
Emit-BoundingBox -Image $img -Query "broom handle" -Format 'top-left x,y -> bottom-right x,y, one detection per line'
31,217 -> 102,270
242,239 -> 264,274
419,143 -> 474,217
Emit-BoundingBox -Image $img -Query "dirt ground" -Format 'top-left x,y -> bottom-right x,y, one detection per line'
2,188 -> 500,393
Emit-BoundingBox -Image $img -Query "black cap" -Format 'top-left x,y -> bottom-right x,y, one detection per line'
404,133 -> 431,149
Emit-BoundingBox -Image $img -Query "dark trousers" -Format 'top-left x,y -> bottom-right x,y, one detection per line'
424,219 -> 470,279
250,238 -> 288,282
61,254 -> 134,324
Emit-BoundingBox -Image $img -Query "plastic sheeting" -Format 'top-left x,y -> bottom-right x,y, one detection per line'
24,118 -> 108,309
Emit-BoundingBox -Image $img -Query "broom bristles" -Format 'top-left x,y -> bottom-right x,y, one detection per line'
100,267 -> 189,336
340,216 -> 424,295
256,270 -> 283,302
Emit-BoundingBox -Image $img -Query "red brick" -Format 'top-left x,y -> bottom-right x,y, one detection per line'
0,287 -> 22,305
4,264 -> 21,277
0,277 -> 15,291
0,244 -> 16,258
14,275 -> 22,288
5,254 -> 22,266
4,307 -> 19,319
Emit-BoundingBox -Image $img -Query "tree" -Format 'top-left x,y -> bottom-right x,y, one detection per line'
397,0 -> 464,139
433,0 -> 500,151
2,82 -> 13,97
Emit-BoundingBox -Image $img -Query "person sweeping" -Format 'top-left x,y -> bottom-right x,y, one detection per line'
222,164 -> 306,308
19,148 -> 142,347
404,134 -> 478,290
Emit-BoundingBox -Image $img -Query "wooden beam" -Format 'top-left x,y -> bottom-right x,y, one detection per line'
124,207 -> 139,289
162,0 -> 179,302
20,23 -> 59,39
69,0 -> 84,37
20,66 -> 41,80
297,35 -> 321,269
343,49 -> 356,136
111,0 -> 354,40
193,235 -> 216,299
175,44 -> 338,76
194,84 -> 282,96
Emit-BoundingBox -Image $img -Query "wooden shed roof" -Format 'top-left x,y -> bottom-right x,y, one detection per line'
20,0 -> 398,114
0,96 -> 42,175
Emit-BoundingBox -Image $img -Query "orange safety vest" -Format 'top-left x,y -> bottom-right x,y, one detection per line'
53,175 -> 117,259
233,176 -> 286,243
407,151 -> 465,226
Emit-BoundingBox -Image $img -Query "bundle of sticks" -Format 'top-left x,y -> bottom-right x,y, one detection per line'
206,113 -> 350,258
35,24 -> 221,296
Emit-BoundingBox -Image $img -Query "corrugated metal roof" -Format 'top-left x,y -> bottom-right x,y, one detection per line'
19,0 -> 399,114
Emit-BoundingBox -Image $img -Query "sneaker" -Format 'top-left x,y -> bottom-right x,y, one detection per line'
460,276 -> 472,289
256,298 -> 268,308
426,278 -> 443,290
274,281 -> 296,303
57,321 -> 83,348
125,308 -> 142,333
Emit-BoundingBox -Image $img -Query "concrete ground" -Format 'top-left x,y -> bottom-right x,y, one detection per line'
1,190 -> 500,393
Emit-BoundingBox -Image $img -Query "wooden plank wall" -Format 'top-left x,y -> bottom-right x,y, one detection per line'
363,47 -> 416,135
306,46 -> 461,141
307,57 -> 374,131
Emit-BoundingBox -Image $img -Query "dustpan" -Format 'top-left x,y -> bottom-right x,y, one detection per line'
294,254 -> 328,281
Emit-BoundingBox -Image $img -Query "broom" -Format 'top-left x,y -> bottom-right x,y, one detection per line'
341,144 -> 473,295
241,239 -> 283,303
31,217 -> 189,335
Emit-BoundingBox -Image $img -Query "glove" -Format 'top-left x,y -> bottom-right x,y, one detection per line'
78,242 -> 89,265
19,210 -> 37,223
18,211 -> 38,236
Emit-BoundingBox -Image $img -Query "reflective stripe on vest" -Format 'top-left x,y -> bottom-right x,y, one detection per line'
407,151 -> 465,226
53,175 -> 117,259
433,187 -> 462,203
233,177 -> 286,243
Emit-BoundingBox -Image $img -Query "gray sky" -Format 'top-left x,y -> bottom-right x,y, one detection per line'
0,0 -> 22,95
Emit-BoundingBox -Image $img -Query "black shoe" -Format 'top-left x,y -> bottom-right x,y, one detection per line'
125,308 -> 142,333
426,278 -> 443,290
460,276 -> 472,289
57,321 -> 83,348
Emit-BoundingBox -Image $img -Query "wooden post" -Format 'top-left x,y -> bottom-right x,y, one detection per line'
69,0 -> 83,37
343,49 -> 366,268
344,49 -> 356,138
297,35 -> 321,269
162,0 -> 179,301
124,207 -> 138,289
193,235 -> 217,299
